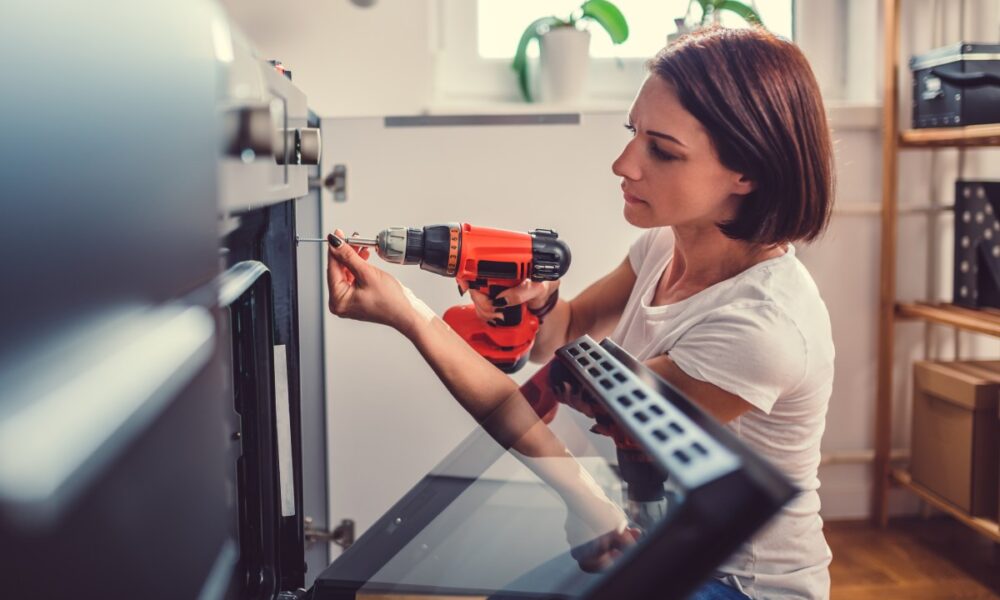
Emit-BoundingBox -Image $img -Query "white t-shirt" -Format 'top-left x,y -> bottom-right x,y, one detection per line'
609,227 -> 834,600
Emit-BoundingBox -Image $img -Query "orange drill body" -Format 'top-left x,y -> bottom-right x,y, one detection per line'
372,223 -> 570,373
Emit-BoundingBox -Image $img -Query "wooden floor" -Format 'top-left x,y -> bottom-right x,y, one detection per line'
828,517 -> 1000,599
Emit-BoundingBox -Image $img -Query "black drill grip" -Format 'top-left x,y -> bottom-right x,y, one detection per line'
488,283 -> 523,327
498,304 -> 523,327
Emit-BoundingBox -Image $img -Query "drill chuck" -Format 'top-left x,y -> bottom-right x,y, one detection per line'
374,225 -> 459,276
374,226 -> 421,265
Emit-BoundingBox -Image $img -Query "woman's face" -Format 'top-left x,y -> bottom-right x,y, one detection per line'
612,75 -> 754,230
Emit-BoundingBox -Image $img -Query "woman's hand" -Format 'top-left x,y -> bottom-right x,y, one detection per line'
462,278 -> 560,323
564,492 -> 639,572
326,229 -> 426,334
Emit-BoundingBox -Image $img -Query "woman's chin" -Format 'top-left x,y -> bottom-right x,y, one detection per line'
622,203 -> 652,228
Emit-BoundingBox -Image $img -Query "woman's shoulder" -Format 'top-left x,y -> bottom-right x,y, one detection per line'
721,245 -> 822,304
695,248 -> 831,343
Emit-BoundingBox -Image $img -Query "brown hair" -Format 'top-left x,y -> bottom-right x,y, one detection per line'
648,26 -> 834,245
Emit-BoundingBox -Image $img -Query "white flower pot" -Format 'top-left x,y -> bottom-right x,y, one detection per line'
538,27 -> 591,104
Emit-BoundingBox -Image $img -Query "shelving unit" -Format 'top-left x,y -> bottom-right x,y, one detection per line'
895,302 -> 1000,337
890,469 -> 1000,542
873,0 -> 1000,535
899,124 -> 1000,147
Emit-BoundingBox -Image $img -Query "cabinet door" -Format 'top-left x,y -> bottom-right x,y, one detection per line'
317,113 -> 639,551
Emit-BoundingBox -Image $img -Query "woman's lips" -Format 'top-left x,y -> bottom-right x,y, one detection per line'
622,191 -> 645,204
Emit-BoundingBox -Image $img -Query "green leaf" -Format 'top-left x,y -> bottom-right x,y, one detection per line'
718,0 -> 764,25
512,16 -> 564,102
580,0 -> 629,44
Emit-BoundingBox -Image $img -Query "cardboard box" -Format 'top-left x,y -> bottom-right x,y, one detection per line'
911,361 -> 1000,517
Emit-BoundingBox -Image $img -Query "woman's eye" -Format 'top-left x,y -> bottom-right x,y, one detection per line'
623,123 -> 636,135
648,142 -> 676,161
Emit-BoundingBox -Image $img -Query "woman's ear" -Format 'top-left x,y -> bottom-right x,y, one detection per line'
733,173 -> 757,196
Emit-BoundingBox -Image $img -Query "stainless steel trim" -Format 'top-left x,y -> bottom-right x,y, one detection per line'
0,304 -> 215,526
298,128 -> 322,165
218,260 -> 270,307
222,103 -> 275,158
384,113 -> 581,128
911,53 -> 1000,71
275,129 -> 298,165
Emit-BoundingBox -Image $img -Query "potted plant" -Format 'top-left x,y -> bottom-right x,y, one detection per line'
512,0 -> 629,103
669,0 -> 763,43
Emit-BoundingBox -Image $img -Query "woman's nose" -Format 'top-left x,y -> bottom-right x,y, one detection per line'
611,142 -> 640,181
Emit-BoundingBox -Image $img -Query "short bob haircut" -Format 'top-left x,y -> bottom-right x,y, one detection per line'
648,26 -> 834,245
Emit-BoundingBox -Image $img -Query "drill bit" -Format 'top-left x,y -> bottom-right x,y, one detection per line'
296,236 -> 378,247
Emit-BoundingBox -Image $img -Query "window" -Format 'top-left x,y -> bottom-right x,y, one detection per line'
477,0 -> 794,60
435,0 -> 797,108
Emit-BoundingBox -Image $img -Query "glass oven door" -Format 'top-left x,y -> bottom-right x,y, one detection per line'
313,336 -> 797,600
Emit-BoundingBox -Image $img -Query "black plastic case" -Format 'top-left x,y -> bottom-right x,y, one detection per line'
911,43 -> 1000,128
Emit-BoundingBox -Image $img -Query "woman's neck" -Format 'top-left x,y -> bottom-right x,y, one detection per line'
655,223 -> 786,304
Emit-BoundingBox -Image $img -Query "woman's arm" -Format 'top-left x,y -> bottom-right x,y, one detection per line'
326,231 -> 518,422
643,354 -> 753,423
528,257 -> 637,361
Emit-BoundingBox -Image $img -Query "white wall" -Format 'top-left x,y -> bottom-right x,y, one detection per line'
219,0 -> 1000,538
218,0 -> 435,116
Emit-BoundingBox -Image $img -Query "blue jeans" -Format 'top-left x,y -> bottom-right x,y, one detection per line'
687,578 -> 752,600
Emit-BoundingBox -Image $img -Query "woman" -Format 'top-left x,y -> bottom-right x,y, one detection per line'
326,26 -> 834,600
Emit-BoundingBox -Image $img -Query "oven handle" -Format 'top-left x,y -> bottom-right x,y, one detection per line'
0,303 -> 215,528
218,260 -> 270,307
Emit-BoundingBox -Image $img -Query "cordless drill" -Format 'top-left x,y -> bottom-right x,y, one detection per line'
358,223 -> 571,373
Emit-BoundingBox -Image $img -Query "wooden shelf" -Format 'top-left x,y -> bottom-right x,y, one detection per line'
899,124 -> 1000,148
890,468 -> 1000,543
895,302 -> 1000,337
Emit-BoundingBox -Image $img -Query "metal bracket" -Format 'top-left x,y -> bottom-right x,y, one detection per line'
304,516 -> 355,550
323,164 -> 347,202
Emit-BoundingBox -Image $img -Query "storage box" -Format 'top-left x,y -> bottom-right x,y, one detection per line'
911,361 -> 1000,517
952,181 -> 1000,308
910,43 -> 1000,128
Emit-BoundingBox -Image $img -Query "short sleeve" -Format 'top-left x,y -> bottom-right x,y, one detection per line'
628,227 -> 672,273
666,303 -> 807,414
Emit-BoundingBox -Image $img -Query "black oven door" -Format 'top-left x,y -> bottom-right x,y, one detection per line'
218,258 -> 307,600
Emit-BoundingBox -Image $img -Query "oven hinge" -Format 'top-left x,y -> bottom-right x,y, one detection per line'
319,164 -> 347,202
304,516 -> 355,550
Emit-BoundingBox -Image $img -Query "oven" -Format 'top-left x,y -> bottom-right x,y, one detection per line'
0,2 -> 327,598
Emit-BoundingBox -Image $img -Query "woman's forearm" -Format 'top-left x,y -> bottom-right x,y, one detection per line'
528,300 -> 573,362
400,302 -> 519,423
528,258 -> 636,363
396,295 -> 624,532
